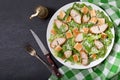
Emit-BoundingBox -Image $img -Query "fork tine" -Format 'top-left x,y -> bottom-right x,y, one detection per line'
25,44 -> 34,52
24,44 -> 52,73
24,44 -> 36,56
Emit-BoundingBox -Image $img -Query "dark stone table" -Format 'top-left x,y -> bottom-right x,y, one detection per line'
0,0 -> 79,80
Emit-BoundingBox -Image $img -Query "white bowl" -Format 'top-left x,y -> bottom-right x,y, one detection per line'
47,2 -> 115,69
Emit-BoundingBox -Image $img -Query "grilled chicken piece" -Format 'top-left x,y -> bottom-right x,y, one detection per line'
80,51 -> 88,66
90,25 -> 100,34
64,50 -> 72,58
50,38 -> 66,48
54,19 -> 62,28
94,40 -> 104,49
82,14 -> 90,23
57,38 -> 66,45
50,39 -> 58,49
58,10 -> 66,19
90,24 -> 108,34
70,9 -> 81,24
75,33 -> 83,42
99,24 -> 108,33
54,19 -> 68,32
81,6 -> 89,14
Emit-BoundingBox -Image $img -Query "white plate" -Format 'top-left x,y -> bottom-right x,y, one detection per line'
46,2 -> 115,69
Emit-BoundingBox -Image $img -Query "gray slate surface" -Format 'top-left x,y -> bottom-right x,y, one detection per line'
0,0 -> 78,80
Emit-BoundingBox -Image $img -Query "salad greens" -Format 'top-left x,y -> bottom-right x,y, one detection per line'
49,3 -> 114,65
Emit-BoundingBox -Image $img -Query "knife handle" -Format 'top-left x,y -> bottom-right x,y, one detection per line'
45,54 -> 62,78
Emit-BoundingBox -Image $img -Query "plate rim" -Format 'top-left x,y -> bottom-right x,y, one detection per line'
46,1 -> 115,69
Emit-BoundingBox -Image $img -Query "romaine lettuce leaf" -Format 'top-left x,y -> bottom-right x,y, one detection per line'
89,47 -> 99,55
96,10 -> 113,28
82,39 -> 94,52
68,20 -> 80,28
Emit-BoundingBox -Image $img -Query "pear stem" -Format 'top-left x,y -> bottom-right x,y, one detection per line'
29,10 -> 39,19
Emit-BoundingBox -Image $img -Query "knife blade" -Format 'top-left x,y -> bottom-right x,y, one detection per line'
30,29 -> 49,55
30,29 -> 62,78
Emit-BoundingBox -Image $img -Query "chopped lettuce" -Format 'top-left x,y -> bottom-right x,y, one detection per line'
105,29 -> 113,39
53,23 -> 67,33
79,23 -> 94,29
59,24 -> 67,32
73,48 -> 79,54
64,8 -> 71,21
72,3 -> 85,11
90,34 -> 101,40
57,50 -> 64,58
103,39 -> 112,46
82,39 -> 94,53
49,33 -> 65,42
72,3 -> 92,11
89,47 -> 99,55
68,20 -> 80,28
87,5 -> 93,10
48,34 -> 55,42
49,3 -> 114,65
64,55 -> 74,64
98,47 -> 106,58
53,23 -> 60,34
62,38 -> 75,51
96,10 -> 113,28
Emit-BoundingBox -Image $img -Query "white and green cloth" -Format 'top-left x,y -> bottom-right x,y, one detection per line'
49,0 -> 120,80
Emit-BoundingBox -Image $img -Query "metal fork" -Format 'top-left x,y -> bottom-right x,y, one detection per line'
24,44 -> 52,72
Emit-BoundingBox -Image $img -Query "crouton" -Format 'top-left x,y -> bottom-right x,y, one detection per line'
66,16 -> 72,22
66,31 -> 73,39
101,33 -> 107,39
58,10 -> 66,19
90,54 -> 97,60
51,29 -> 56,35
89,10 -> 96,17
97,18 -> 105,25
80,28 -> 89,34
89,17 -> 97,24
55,45 -> 62,52
72,28 -> 80,37
73,54 -> 79,62
74,43 -> 82,51
81,6 -> 89,14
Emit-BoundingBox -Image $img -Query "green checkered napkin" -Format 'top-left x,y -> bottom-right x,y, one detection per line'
49,0 -> 120,80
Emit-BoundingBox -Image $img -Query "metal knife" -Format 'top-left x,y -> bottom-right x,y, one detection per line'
30,29 -> 62,78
